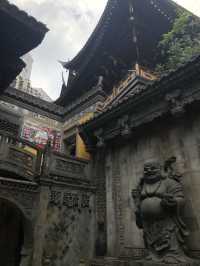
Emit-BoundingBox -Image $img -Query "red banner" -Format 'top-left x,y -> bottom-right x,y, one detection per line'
22,122 -> 61,151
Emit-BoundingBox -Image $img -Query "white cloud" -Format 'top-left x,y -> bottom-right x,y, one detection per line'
175,0 -> 200,16
8,0 -> 200,100
9,0 -> 107,100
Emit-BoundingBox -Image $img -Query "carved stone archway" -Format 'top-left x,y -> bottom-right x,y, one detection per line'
0,197 -> 34,266
0,177 -> 39,265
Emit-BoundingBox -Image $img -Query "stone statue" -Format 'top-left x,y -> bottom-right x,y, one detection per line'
132,158 -> 190,263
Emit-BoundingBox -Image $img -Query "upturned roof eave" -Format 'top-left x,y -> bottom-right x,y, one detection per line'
80,53 -> 200,130
58,0 -> 189,106
63,0 -> 182,70
63,0 -> 117,70
0,0 -> 49,35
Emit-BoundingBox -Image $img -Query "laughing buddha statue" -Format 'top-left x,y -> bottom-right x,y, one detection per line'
132,158 -> 191,264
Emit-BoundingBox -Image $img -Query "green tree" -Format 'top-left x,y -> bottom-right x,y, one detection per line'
155,11 -> 200,74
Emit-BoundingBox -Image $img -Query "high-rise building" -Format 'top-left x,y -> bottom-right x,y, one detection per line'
14,53 -> 33,92
12,53 -> 52,102
20,53 -> 33,81
26,87 -> 52,102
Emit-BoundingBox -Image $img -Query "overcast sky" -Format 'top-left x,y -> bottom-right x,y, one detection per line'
9,0 -> 200,101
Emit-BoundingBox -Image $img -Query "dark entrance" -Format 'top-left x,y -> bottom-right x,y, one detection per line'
0,199 -> 24,266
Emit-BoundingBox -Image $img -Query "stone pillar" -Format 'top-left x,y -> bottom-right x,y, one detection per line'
94,150 -> 107,257
32,185 -> 50,266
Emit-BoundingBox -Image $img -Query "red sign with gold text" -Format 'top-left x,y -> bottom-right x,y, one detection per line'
21,122 -> 61,151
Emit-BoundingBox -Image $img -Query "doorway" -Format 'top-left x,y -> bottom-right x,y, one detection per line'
0,199 -> 24,266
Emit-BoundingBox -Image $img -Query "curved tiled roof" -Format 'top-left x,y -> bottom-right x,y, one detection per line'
0,0 -> 48,58
81,53 -> 200,126
64,0 -> 179,71
0,0 -> 48,33
57,0 -> 182,106
63,0 -> 119,70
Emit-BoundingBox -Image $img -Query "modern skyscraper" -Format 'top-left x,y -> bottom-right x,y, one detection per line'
13,54 -> 52,102
14,53 -> 33,92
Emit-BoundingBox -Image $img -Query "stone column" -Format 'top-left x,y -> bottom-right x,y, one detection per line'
32,185 -> 50,266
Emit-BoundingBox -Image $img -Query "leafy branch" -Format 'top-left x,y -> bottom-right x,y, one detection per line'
155,11 -> 200,74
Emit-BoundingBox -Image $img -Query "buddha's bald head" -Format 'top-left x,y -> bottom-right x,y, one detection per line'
143,160 -> 162,181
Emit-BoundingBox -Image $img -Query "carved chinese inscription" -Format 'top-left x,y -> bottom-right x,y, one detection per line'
50,191 -> 62,206
132,158 -> 194,264
81,194 -> 90,208
63,192 -> 79,208
49,190 -> 91,211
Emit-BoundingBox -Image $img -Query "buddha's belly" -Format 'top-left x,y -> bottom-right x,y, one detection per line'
141,197 -> 164,219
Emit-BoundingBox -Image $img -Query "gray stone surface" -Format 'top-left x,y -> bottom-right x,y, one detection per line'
41,189 -> 95,266
95,114 -> 200,259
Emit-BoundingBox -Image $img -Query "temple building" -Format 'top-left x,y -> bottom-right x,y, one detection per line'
0,0 -> 200,266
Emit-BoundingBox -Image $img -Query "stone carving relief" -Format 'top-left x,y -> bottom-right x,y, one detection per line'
49,190 -> 91,211
0,180 -> 39,220
43,190 -> 93,266
165,90 -> 185,117
8,147 -> 35,179
0,180 -> 38,266
118,115 -> 132,138
132,157 -> 194,264
9,148 -> 33,168
55,159 -> 85,176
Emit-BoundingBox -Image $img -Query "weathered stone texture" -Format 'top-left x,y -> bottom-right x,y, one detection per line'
99,113 -> 200,258
32,186 -> 49,266
42,189 -> 95,266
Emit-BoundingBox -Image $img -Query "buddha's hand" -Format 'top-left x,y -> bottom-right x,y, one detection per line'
161,193 -> 177,208
132,189 -> 139,200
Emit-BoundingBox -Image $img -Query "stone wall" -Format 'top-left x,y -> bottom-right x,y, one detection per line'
0,161 -> 95,266
96,112 -> 200,259
41,187 -> 95,266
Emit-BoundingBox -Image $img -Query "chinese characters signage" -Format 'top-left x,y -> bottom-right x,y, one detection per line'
50,190 -> 91,210
21,122 -> 61,151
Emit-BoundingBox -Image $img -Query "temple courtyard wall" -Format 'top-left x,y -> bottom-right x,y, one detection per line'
93,111 -> 200,261
33,185 -> 95,266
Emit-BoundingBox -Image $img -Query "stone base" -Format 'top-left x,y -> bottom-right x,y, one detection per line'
89,257 -> 200,266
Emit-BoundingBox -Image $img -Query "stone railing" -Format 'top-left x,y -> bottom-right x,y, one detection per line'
97,71 -> 137,112
0,131 -> 90,184
42,145 -> 90,183
0,130 -> 42,181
